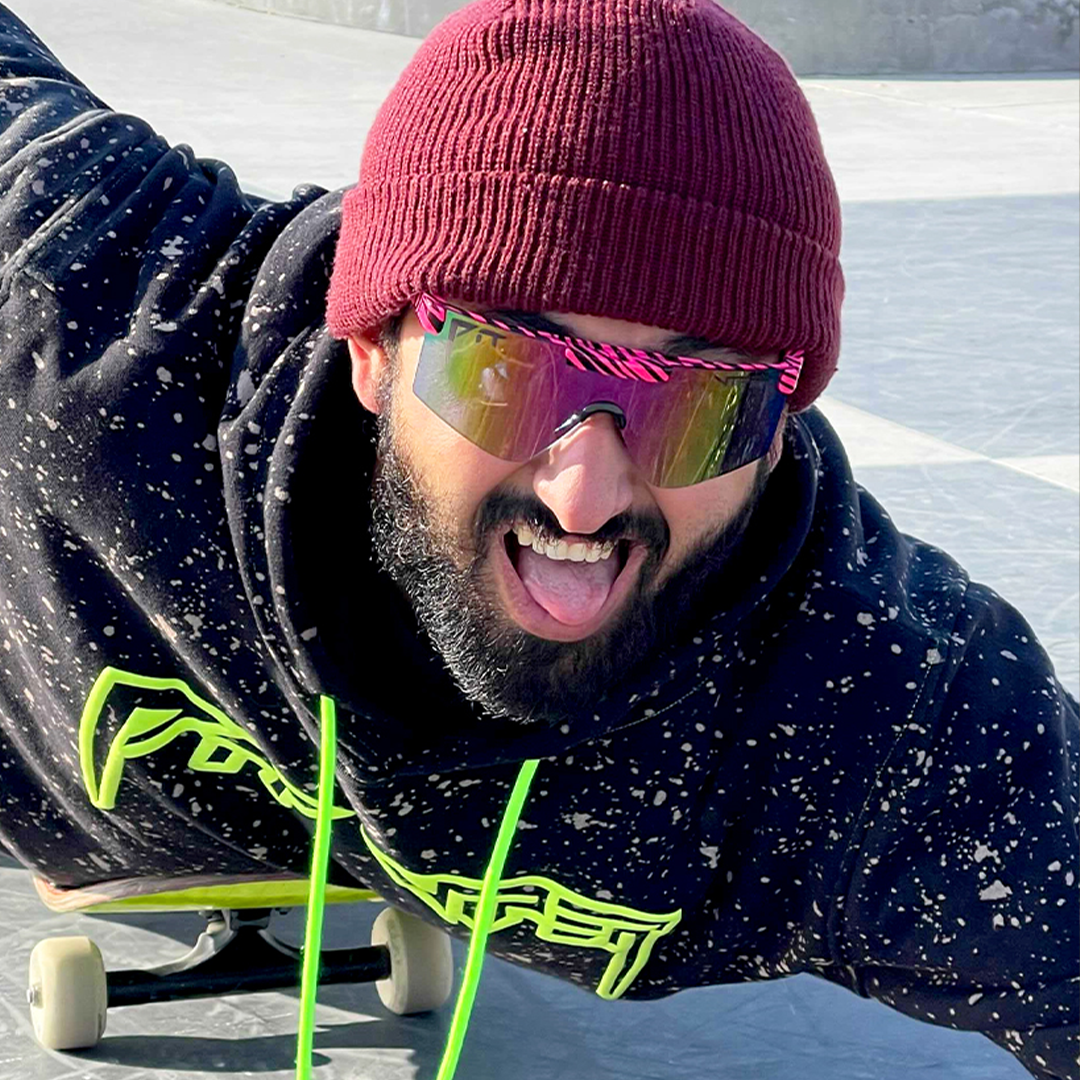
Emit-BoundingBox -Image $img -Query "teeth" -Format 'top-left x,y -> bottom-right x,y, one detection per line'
512,523 -> 616,562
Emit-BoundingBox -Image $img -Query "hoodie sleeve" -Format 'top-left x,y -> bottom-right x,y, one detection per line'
0,5 -> 333,886
0,3 -> 268,322
834,580 -> 1079,1080
0,4 -> 105,139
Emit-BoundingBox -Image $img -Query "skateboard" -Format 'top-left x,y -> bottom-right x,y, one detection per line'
26,873 -> 454,1051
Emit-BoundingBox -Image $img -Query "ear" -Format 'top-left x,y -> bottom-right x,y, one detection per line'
347,333 -> 388,415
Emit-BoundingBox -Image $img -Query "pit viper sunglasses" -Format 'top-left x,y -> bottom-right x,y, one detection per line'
411,292 -> 804,489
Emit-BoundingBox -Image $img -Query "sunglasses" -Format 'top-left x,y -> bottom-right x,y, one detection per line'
410,293 -> 804,489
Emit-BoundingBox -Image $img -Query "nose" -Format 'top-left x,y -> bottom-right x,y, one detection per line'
530,410 -> 636,536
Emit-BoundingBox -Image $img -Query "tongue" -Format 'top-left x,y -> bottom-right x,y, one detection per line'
516,544 -> 619,626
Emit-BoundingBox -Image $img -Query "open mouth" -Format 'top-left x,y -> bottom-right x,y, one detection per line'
503,532 -> 632,576
493,526 -> 647,638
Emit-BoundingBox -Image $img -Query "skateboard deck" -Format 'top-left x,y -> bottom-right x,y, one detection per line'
34,872 -> 380,913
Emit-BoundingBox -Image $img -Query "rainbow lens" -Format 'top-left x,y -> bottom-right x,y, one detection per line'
411,304 -> 785,488
626,369 -> 783,486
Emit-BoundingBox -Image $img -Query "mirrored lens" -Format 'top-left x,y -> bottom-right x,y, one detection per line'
414,318 -> 559,460
412,314 -> 783,487
629,371 -> 784,486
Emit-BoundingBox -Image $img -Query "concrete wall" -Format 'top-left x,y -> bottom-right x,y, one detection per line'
209,0 -> 1079,74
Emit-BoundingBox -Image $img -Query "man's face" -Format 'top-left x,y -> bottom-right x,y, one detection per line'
348,298 -> 784,727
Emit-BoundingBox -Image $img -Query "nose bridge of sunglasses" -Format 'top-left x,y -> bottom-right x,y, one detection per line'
553,401 -> 628,439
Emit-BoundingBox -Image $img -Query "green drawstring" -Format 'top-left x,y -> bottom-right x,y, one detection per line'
435,757 -> 540,1080
295,695 -> 337,1080
295,693 -> 540,1080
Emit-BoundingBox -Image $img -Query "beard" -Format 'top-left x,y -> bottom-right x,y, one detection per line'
368,379 -> 774,729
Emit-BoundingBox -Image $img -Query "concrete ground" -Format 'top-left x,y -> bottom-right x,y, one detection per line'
0,1 -> 1076,1078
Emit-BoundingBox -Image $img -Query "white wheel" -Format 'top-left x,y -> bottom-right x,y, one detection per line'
370,907 -> 453,1015
27,936 -> 108,1050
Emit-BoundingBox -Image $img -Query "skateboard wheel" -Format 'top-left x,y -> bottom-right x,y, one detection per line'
370,908 -> 453,1015
27,936 -> 108,1050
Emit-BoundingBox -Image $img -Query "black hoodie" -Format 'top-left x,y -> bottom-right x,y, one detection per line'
0,9 -> 1076,1078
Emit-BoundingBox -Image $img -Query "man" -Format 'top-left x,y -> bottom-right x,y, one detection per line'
0,2 -> 1075,1079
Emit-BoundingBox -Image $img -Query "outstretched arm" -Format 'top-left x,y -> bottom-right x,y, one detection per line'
836,583 -> 1078,1080
0,3 -> 109,158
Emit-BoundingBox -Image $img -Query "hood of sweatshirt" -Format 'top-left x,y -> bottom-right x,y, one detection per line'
218,192 -> 820,784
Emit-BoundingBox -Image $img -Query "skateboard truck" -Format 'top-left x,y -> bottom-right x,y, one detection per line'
28,904 -> 453,1050
105,907 -> 392,1007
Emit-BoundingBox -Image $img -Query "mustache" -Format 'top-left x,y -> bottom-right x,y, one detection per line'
474,490 -> 670,555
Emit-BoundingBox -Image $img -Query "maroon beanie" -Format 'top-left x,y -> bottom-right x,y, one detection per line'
326,0 -> 844,413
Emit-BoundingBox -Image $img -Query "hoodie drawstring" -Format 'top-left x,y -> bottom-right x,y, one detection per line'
435,756 -> 539,1079
295,695 -> 540,1080
295,694 -> 338,1080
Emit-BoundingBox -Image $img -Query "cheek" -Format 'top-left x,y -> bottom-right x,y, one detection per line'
655,466 -> 757,553
398,396 -> 517,522
397,392 -> 465,479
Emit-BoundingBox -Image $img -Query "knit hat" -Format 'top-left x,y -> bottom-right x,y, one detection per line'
326,0 -> 844,413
